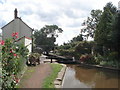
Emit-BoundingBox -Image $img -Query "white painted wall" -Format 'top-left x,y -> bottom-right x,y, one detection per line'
24,38 -> 32,54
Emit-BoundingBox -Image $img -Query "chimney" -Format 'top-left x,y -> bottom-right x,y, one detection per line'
14,8 -> 18,19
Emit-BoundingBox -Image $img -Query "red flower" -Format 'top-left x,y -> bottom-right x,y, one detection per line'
15,78 -> 19,83
13,54 -> 17,56
12,75 -> 19,83
10,50 -> 12,53
12,32 -> 18,38
15,35 -> 18,38
10,49 -> 13,53
0,40 -> 4,45
12,33 -> 15,37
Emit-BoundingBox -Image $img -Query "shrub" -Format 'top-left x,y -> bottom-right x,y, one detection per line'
80,54 -> 95,64
1,32 -> 29,88
28,53 -> 41,66
107,52 -> 118,61
75,41 -> 92,55
94,54 -> 104,64
29,53 -> 41,60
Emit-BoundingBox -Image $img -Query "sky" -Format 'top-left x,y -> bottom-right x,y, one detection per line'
0,0 -> 119,45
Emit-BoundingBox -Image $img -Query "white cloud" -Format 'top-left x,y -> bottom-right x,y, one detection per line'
0,0 -> 119,45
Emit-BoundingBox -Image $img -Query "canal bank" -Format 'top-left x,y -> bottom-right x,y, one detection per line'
54,64 -> 67,88
62,64 -> 119,88
78,63 -> 120,72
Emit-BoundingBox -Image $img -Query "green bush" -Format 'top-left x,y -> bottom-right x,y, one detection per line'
107,52 -> 118,61
29,53 -> 41,60
94,54 -> 104,64
75,41 -> 92,55
100,60 -> 116,67
58,49 -> 74,57
80,54 -> 96,64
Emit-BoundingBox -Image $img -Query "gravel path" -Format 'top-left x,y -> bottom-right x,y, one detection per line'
20,63 -> 52,88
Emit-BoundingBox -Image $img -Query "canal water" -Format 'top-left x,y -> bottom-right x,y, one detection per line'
62,64 -> 119,88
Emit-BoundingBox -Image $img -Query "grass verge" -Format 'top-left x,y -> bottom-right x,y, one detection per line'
42,64 -> 62,88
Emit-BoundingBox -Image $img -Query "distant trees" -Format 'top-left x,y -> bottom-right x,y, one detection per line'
71,34 -> 83,42
34,25 -> 63,53
56,34 -> 86,59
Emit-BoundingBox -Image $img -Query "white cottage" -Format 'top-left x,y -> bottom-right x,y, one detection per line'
1,9 -> 33,53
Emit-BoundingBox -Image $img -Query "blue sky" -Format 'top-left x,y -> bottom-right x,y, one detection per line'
0,0 -> 119,45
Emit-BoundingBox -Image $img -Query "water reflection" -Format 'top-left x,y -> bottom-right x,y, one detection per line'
62,64 -> 119,88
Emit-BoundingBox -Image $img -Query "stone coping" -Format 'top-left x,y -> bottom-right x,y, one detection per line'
78,63 -> 120,72
54,64 -> 67,88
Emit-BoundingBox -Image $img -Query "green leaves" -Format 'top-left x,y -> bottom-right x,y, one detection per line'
34,25 -> 63,53
95,2 -> 117,50
81,9 -> 102,39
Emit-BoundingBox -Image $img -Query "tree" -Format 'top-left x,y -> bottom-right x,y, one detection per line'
81,9 -> 102,39
111,13 -> 120,54
94,2 -> 117,54
75,41 -> 93,55
71,34 -> 83,42
34,25 -> 63,53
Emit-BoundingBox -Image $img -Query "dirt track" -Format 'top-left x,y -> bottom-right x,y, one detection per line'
19,63 -> 52,88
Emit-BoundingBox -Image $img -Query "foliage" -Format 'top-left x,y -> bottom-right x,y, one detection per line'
75,41 -> 93,55
95,53 -> 118,68
29,53 -> 41,60
111,13 -> 120,54
57,41 -> 94,60
34,25 -> 63,53
81,9 -> 102,39
107,52 -> 118,61
42,64 -> 62,88
70,34 -> 83,42
58,49 -> 75,58
95,2 -> 117,52
1,33 -> 29,88
94,54 -> 104,64
56,34 -> 84,59
80,2 -> 119,67
100,60 -> 117,68
93,2 -> 119,68
80,54 -> 96,64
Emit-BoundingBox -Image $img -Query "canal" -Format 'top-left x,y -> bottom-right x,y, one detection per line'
62,64 -> 119,88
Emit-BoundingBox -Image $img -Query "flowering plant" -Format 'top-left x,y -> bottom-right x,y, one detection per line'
1,32 -> 29,88
0,40 -> 4,45
12,32 -> 18,39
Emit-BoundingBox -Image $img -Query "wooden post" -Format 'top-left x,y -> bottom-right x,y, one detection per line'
51,58 -> 52,63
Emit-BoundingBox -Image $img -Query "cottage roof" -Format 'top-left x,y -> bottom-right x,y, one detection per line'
1,17 -> 33,31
